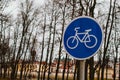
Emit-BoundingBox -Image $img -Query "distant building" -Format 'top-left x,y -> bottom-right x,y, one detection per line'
51,58 -> 75,73
17,60 -> 48,73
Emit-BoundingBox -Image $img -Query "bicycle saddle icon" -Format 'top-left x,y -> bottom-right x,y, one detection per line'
67,27 -> 97,49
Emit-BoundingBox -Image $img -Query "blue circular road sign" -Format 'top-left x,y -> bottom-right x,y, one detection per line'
63,16 -> 103,60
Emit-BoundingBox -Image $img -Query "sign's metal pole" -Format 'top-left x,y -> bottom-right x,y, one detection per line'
80,60 -> 85,80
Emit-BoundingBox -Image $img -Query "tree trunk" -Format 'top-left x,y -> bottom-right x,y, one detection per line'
54,2 -> 66,80
37,15 -> 46,80
76,60 -> 80,80
66,57 -> 70,80
113,57 -> 117,80
62,54 -> 67,80
89,57 -> 95,80
119,58 -> 120,80
73,61 -> 77,80
42,20 -> 52,80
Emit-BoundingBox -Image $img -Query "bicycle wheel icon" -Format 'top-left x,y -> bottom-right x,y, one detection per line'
67,35 -> 97,49
67,36 -> 79,49
84,35 -> 97,48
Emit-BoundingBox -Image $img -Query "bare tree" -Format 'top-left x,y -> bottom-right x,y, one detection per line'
37,11 -> 46,80
101,0 -> 116,79
54,1 -> 67,79
7,0 -> 40,79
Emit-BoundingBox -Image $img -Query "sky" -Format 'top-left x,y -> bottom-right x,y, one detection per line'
2,0 -> 120,61
3,0 -> 45,19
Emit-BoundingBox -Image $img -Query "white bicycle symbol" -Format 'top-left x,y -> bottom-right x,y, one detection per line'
67,27 -> 97,49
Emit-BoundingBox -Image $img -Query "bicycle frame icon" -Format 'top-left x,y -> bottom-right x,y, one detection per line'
67,27 -> 97,49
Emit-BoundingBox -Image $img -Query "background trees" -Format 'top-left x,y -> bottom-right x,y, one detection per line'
0,0 -> 120,80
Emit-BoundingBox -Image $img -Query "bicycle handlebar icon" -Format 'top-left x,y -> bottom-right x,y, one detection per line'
67,27 -> 97,49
